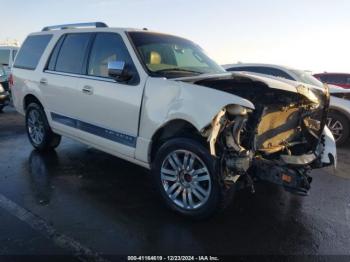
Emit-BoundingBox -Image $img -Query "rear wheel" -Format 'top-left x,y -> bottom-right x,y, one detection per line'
0,105 -> 4,113
152,138 -> 233,219
327,111 -> 349,146
26,103 -> 61,151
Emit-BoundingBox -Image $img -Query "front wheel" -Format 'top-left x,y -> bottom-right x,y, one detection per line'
152,138 -> 231,219
26,103 -> 61,151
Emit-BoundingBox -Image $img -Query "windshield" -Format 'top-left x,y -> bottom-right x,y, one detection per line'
128,32 -> 225,78
291,70 -> 324,88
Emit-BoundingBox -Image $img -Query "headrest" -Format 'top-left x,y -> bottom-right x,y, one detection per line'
150,51 -> 161,64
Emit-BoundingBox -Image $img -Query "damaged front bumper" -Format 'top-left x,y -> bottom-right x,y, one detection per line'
255,125 -> 337,195
202,105 -> 337,196
194,72 -> 337,196
280,126 -> 337,167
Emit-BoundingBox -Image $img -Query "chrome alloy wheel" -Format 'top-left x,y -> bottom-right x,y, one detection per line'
327,117 -> 343,142
27,109 -> 45,145
161,150 -> 212,210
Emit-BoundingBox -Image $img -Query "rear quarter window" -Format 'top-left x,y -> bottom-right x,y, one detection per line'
14,35 -> 52,70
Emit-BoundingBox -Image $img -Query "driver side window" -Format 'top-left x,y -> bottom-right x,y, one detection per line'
88,33 -> 136,78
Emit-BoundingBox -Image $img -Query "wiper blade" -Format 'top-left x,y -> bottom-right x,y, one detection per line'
154,68 -> 202,74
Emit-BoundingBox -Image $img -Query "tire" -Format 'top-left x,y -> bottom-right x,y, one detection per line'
327,111 -> 350,146
152,138 -> 233,219
25,103 -> 61,151
0,105 -> 4,113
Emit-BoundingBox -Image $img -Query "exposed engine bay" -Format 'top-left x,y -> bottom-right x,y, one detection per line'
183,73 -> 333,195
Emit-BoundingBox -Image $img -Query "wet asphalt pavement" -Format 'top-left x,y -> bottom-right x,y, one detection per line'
0,106 -> 349,260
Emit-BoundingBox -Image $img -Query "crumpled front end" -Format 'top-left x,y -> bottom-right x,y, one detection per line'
190,73 -> 336,195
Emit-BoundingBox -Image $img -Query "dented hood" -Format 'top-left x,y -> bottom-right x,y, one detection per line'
173,72 -> 325,104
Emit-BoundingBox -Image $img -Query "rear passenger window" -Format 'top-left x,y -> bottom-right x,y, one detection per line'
47,36 -> 65,71
87,33 -> 136,78
55,34 -> 92,74
14,35 -> 52,70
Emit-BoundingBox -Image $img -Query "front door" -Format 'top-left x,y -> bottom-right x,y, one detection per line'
74,33 -> 145,157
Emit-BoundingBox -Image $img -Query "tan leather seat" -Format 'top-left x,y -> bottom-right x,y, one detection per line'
149,51 -> 161,64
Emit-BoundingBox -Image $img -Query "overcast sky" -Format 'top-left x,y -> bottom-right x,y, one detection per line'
1,0 -> 349,73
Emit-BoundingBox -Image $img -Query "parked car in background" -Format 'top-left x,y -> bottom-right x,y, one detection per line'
314,73 -> 350,89
11,23 -> 336,218
223,63 -> 350,145
0,45 -> 19,77
0,66 -> 10,112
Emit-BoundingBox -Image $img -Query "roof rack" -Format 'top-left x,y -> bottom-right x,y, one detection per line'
42,22 -> 108,32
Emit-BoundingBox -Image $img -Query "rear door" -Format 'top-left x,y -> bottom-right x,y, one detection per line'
42,33 -> 94,138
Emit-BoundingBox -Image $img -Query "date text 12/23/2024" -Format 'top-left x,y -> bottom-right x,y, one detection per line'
127,256 -> 220,261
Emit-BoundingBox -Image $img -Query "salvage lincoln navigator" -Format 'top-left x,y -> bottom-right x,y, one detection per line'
11,23 -> 336,218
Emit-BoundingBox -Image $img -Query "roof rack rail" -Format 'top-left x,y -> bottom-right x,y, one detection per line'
42,22 -> 108,32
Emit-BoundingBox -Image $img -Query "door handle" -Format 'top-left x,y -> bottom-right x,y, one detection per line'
82,86 -> 94,95
39,78 -> 48,85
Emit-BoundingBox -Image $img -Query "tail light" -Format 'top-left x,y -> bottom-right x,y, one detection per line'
8,74 -> 14,88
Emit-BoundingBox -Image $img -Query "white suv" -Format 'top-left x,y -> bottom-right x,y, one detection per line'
12,23 -> 336,218
0,45 -> 19,76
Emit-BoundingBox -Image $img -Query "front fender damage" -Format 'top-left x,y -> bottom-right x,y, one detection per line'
201,99 -> 336,196
202,105 -> 254,188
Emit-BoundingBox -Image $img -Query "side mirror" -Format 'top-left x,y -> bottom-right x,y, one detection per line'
108,61 -> 132,82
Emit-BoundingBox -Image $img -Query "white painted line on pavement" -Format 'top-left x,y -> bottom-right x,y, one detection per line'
0,193 -> 110,262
